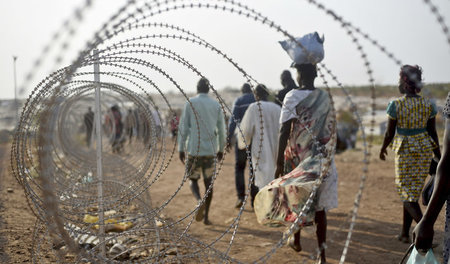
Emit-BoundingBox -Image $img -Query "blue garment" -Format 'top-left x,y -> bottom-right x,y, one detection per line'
178,93 -> 226,156
228,93 -> 255,139
228,92 -> 254,200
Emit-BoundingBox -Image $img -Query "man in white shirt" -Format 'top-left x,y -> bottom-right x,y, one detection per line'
237,84 -> 281,207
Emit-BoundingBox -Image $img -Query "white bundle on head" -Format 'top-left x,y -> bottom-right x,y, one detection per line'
279,32 -> 325,65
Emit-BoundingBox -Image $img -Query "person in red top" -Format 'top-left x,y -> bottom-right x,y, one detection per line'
169,112 -> 179,140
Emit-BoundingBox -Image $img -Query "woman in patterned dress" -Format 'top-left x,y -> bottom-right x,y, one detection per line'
254,64 -> 338,264
414,92 -> 450,263
380,65 -> 441,243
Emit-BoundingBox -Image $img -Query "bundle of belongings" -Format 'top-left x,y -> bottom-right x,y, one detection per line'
279,32 -> 324,66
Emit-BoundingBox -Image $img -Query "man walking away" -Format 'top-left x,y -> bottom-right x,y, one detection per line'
227,83 -> 255,208
125,109 -> 136,144
237,84 -> 281,207
178,78 -> 226,225
84,107 -> 94,147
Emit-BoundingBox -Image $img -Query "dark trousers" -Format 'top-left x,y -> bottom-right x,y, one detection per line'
86,128 -> 92,147
235,146 -> 247,200
250,184 -> 259,208
235,145 -> 259,205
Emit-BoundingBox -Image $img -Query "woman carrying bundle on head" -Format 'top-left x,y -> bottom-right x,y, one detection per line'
254,32 -> 337,264
254,63 -> 338,264
380,65 -> 441,243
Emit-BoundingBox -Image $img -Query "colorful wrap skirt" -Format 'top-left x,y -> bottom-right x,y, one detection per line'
392,132 -> 436,202
254,89 -> 337,226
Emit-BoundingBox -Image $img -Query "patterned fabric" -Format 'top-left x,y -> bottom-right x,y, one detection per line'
316,160 -> 338,211
386,96 -> 437,202
254,89 -> 337,226
394,151 -> 433,201
444,92 -> 450,118
279,89 -> 312,124
387,96 -> 437,130
391,133 -> 437,154
185,155 -> 215,180
283,90 -> 335,177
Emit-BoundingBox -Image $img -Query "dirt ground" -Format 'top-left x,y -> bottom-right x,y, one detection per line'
0,140 -> 446,263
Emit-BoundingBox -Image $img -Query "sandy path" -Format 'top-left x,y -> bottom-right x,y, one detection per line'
0,141 -> 446,263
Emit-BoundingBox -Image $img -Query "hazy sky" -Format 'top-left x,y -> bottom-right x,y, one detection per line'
1,0 -> 450,99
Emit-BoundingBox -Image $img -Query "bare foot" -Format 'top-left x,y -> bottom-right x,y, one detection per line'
287,234 -> 302,252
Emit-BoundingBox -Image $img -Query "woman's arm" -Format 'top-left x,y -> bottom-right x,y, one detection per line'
427,117 -> 441,159
274,119 -> 293,178
414,119 -> 450,250
379,118 -> 397,160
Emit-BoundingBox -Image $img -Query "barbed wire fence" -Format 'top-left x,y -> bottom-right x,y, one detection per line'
9,0 -> 449,263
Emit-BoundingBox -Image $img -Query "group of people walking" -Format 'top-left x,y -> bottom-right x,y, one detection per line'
176,63 -> 450,263
80,61 -> 449,262
83,105 -> 155,153
177,62 -> 337,263
83,105 -> 126,152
